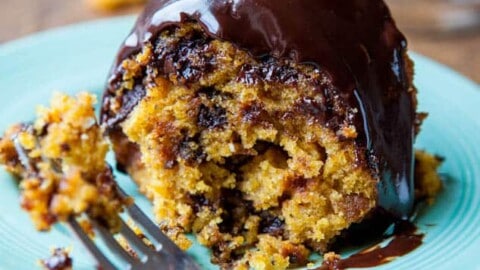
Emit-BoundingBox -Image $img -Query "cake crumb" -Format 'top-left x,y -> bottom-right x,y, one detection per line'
40,247 -> 72,270
0,92 -> 128,231
414,150 -> 443,203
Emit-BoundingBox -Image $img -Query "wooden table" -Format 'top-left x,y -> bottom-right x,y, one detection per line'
1,0 -> 479,83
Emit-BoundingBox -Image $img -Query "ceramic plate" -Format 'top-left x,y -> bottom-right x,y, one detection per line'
0,16 -> 479,270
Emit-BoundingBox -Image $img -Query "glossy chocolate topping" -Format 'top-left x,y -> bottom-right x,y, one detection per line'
317,220 -> 423,270
106,0 -> 415,218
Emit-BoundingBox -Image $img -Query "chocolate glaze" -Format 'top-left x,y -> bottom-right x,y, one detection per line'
104,0 -> 415,218
316,220 -> 423,270
102,82 -> 146,129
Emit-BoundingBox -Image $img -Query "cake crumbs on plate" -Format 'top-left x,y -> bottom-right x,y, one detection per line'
39,247 -> 72,270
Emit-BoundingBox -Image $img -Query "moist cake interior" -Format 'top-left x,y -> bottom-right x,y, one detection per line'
102,19 -> 426,268
0,0 -> 444,269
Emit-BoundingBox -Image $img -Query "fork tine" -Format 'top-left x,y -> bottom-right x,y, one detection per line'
116,187 -> 178,254
92,220 -> 137,267
119,218 -> 157,261
124,203 -> 202,269
14,131 -> 200,269
13,136 -> 34,173
68,217 -> 116,270
124,202 -> 182,255
117,187 -> 201,269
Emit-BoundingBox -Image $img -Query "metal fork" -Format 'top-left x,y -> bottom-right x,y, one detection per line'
13,135 -> 201,270
67,188 -> 201,270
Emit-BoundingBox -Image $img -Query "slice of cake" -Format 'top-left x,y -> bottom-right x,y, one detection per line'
100,0 -> 440,268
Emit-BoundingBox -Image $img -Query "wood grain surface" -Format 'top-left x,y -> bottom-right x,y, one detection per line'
1,0 -> 479,83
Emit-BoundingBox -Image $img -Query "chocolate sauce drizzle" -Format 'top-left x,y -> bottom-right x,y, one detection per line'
106,0 -> 416,218
316,221 -> 423,270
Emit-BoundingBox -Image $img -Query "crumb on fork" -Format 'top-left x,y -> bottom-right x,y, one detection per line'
0,92 -> 128,231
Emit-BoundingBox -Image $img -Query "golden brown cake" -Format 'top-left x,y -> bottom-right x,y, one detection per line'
414,150 -> 443,203
0,93 -> 127,231
0,0 -> 443,269
0,91 -> 441,269
99,0 -> 441,268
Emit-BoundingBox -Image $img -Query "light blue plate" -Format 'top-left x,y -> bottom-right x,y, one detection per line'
0,16 -> 479,270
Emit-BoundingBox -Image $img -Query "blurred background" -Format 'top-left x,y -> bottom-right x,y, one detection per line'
1,0 -> 479,82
